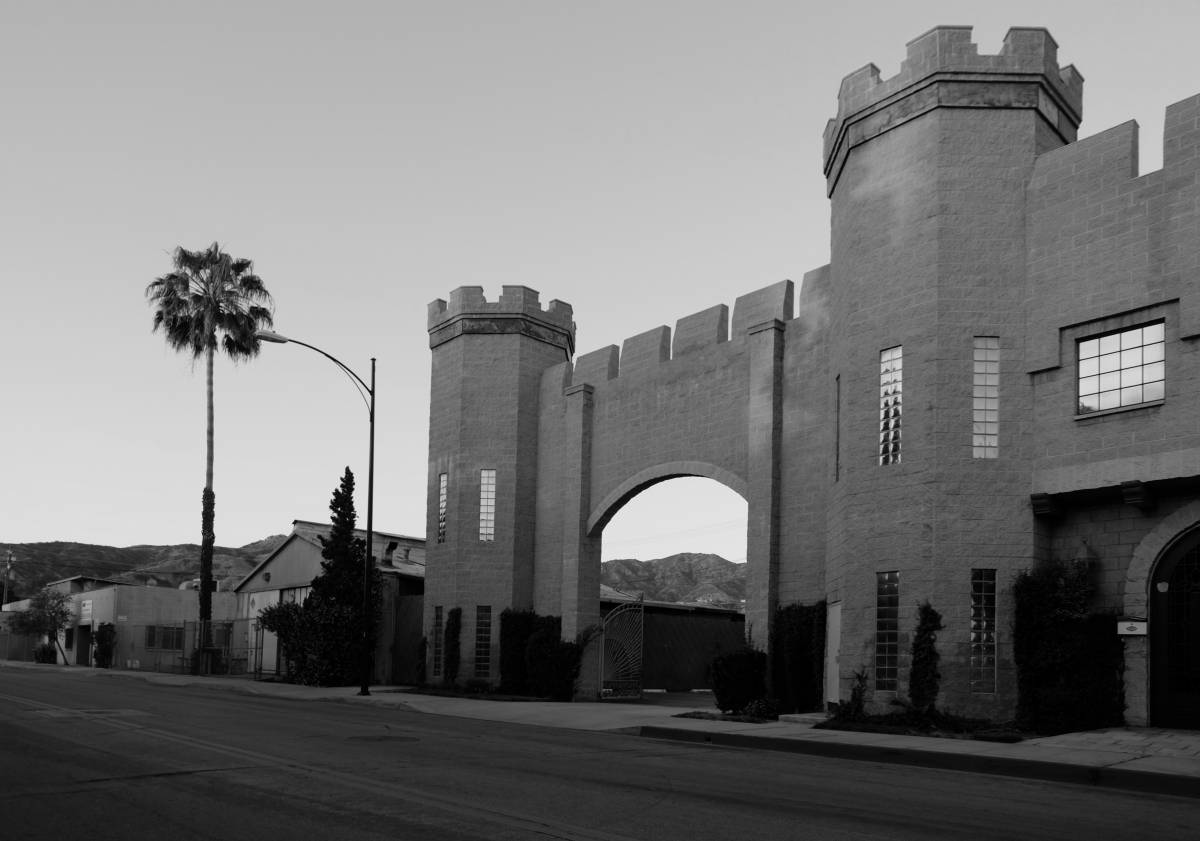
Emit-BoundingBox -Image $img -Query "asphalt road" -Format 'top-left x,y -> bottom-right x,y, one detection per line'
2,669 -> 1197,840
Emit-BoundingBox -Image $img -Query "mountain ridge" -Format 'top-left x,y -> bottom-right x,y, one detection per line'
1,538 -> 745,608
601,553 -> 745,607
0,536 -> 289,596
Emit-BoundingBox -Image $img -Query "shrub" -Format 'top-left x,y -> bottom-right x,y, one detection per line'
1013,559 -> 1125,734
830,668 -> 868,721
526,619 -> 584,701
711,646 -> 767,714
908,601 -> 944,716
770,601 -> 826,713
742,698 -> 780,720
417,636 -> 428,685
34,642 -> 57,664
258,601 -> 308,680
443,607 -> 463,685
94,622 -> 117,669
499,608 -> 539,694
464,677 -> 492,695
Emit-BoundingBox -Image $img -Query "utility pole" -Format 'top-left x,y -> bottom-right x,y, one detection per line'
2,551 -> 12,608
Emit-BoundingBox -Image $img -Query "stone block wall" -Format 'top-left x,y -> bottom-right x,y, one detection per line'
424,29 -> 1200,723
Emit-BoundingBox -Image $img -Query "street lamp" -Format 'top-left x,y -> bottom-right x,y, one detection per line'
257,329 -> 376,696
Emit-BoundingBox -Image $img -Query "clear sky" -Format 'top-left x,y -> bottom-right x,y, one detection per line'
3,1 -> 1197,561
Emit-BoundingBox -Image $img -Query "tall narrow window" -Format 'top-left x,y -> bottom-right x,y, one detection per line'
879,347 -> 902,465
973,337 -> 999,458
474,605 -> 492,678
432,606 -> 444,677
437,473 -> 448,544
1078,322 -> 1165,414
875,571 -> 900,690
970,569 -> 997,693
478,469 -> 496,541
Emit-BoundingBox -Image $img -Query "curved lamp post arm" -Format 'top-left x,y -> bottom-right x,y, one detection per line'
257,331 -> 372,416
256,329 -> 377,697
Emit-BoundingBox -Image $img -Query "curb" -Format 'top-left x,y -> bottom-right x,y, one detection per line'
636,726 -> 1200,800
8,661 -> 1197,798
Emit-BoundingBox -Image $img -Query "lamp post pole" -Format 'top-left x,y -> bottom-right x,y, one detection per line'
257,330 -> 376,696
2,551 -> 12,608
362,357 -> 375,696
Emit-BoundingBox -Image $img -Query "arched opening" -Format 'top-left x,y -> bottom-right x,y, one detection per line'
588,472 -> 748,697
1151,524 -> 1200,727
600,476 -> 748,573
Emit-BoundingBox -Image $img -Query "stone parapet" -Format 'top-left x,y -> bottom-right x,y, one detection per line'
568,279 -> 793,388
428,285 -> 576,355
823,26 -> 1083,194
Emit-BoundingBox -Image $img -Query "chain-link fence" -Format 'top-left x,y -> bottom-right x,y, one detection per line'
117,618 -> 260,676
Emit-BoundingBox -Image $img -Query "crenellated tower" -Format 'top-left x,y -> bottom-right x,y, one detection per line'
821,27 -> 1083,714
425,286 -> 574,681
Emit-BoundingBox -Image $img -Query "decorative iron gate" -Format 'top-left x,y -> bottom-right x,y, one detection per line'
599,598 -> 643,699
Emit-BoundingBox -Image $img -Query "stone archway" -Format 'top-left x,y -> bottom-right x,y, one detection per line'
1123,500 -> 1200,725
588,466 -> 749,699
587,460 -> 748,537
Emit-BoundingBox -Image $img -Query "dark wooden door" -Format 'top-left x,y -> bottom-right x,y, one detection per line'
1151,527 -> 1200,728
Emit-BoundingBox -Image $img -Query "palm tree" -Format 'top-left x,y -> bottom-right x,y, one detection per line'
146,242 -> 274,631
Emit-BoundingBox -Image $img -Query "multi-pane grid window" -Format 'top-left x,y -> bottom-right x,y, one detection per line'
1078,322 -> 1165,414
437,473 -> 448,544
879,347 -> 902,465
478,469 -> 496,541
875,571 -> 900,691
146,626 -> 183,651
970,569 -> 997,693
973,337 -> 999,458
432,606 -> 444,677
474,605 -> 492,678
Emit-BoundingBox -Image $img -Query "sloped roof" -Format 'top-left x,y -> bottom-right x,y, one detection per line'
45,575 -> 127,589
234,522 -> 425,593
290,519 -> 424,545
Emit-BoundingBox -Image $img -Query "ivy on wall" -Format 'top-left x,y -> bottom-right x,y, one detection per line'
1013,559 -> 1124,734
769,601 -> 827,713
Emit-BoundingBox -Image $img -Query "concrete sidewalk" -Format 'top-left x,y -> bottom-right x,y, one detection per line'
6,660 -> 1199,799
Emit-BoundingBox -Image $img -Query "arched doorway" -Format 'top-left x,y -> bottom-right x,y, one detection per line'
1151,525 -> 1200,728
591,474 -> 748,697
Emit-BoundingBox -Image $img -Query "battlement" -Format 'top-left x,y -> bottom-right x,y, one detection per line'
428,285 -> 576,354
1025,92 -> 1200,366
1029,94 -> 1200,219
823,26 -> 1084,193
428,285 -> 575,331
568,280 -> 793,387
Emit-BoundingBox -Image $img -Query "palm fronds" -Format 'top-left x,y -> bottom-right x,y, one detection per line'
145,242 -> 275,360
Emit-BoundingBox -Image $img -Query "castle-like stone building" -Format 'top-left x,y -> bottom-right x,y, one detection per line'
425,27 -> 1200,727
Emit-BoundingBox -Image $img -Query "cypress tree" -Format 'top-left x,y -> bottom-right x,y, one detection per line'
310,466 -> 366,609
909,601 -> 944,717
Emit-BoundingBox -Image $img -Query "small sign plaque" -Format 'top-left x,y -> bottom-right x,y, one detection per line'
1117,620 -> 1147,636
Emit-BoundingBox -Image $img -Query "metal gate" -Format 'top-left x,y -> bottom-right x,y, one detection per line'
599,598 -> 643,699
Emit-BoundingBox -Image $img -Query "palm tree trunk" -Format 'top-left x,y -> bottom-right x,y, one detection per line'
200,343 -> 215,635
